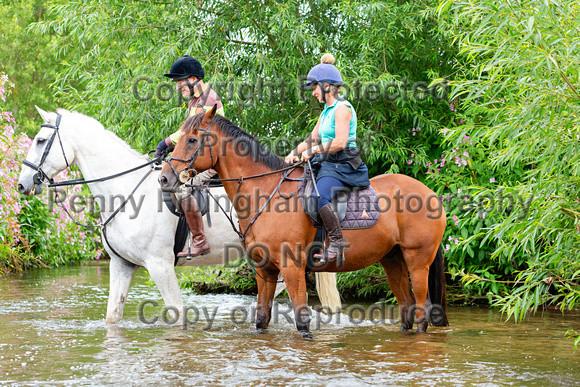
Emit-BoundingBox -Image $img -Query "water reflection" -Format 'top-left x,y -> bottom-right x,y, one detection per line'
0,263 -> 578,385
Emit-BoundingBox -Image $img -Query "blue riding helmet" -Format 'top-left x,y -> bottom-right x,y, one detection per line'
302,58 -> 343,88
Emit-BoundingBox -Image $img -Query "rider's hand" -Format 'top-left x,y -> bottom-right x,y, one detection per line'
155,138 -> 170,159
301,149 -> 314,162
285,153 -> 299,164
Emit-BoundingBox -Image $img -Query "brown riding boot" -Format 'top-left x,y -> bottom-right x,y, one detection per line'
313,204 -> 344,262
177,195 -> 210,258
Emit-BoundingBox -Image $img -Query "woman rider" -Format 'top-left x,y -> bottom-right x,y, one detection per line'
285,54 -> 370,262
155,55 -> 224,258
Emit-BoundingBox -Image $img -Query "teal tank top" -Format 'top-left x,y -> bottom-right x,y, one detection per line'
318,98 -> 357,147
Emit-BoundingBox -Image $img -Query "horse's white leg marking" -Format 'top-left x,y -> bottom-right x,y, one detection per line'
105,255 -> 138,324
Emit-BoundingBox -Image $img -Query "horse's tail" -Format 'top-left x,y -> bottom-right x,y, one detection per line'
316,272 -> 342,313
428,246 -> 449,326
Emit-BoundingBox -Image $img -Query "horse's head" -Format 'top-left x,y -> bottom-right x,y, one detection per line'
17,107 -> 75,196
159,106 -> 219,192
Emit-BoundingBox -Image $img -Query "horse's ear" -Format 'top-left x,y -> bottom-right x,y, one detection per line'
201,104 -> 217,126
35,106 -> 57,124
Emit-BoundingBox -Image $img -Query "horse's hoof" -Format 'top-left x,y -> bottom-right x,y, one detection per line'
299,331 -> 314,339
254,328 -> 269,334
400,326 -> 412,332
416,329 -> 427,334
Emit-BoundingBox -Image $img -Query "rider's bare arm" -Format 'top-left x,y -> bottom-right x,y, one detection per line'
284,117 -> 321,163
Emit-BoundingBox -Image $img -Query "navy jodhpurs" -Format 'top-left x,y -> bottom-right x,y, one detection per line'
315,176 -> 347,211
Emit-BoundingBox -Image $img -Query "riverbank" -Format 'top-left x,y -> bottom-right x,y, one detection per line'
178,259 -> 493,306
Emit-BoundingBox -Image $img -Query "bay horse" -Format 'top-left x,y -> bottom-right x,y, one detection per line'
17,108 -> 340,325
159,106 -> 449,337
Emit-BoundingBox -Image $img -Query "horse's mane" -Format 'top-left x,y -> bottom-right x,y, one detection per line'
182,114 -> 289,171
57,108 -> 145,159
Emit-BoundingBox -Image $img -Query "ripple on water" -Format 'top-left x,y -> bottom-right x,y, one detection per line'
0,264 -> 579,386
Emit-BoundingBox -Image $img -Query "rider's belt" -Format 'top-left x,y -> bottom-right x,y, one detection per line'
320,147 -> 362,170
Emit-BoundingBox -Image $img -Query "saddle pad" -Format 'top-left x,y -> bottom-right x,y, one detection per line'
298,168 -> 380,230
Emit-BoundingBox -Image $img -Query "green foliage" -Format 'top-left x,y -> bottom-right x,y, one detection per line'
7,0 -> 579,346
179,260 -> 258,295
438,0 -> 580,322
0,73 -> 41,274
19,189 -> 102,267
0,0 -> 69,136
0,73 -> 101,274
336,264 -> 394,301
29,0 -> 455,164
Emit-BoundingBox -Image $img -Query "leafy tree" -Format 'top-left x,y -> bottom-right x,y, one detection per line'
438,0 -> 580,340
30,0 -> 455,170
28,0 -> 475,299
0,0 -> 69,136
24,0 -> 579,324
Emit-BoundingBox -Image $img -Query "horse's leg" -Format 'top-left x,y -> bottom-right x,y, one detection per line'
255,267 -> 280,333
379,246 -> 416,331
403,247 -> 435,333
146,261 -> 185,325
106,255 -> 138,324
280,266 -> 312,339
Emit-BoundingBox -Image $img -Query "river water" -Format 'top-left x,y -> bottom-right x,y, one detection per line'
0,262 -> 578,386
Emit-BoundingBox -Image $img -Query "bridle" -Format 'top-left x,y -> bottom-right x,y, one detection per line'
165,121 -> 215,184
22,114 -> 70,185
20,114 -> 164,263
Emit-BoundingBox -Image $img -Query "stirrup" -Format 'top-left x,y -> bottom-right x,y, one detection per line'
314,247 -> 335,265
181,246 -> 210,260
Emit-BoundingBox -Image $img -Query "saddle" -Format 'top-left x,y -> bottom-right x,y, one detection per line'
297,167 -> 380,230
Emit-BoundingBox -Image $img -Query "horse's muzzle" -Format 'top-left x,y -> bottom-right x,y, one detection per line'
17,182 -> 43,196
158,172 -> 180,193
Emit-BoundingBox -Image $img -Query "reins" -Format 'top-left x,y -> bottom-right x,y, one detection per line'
51,165 -> 157,261
193,163 -> 302,184
196,163 -> 304,284
22,114 -> 164,261
164,118 -> 308,283
165,123 -> 214,184
47,157 -> 162,188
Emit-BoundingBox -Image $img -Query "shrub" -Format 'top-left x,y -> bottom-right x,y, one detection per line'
0,73 -> 101,275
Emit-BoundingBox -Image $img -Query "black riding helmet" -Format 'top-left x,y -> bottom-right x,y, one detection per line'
164,55 -> 205,80
164,55 -> 205,97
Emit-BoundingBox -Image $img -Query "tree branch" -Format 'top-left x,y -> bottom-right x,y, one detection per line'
225,38 -> 258,46
133,0 -> 171,5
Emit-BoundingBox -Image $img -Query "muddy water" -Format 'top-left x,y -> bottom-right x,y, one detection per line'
0,262 -> 578,386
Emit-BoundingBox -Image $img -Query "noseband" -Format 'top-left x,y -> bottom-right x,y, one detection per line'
165,122 -> 215,184
22,114 -> 70,185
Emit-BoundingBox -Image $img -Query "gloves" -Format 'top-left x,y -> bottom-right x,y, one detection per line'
155,138 -> 174,159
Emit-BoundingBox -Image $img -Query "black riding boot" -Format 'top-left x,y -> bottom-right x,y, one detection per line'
177,195 -> 210,258
313,204 -> 344,262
